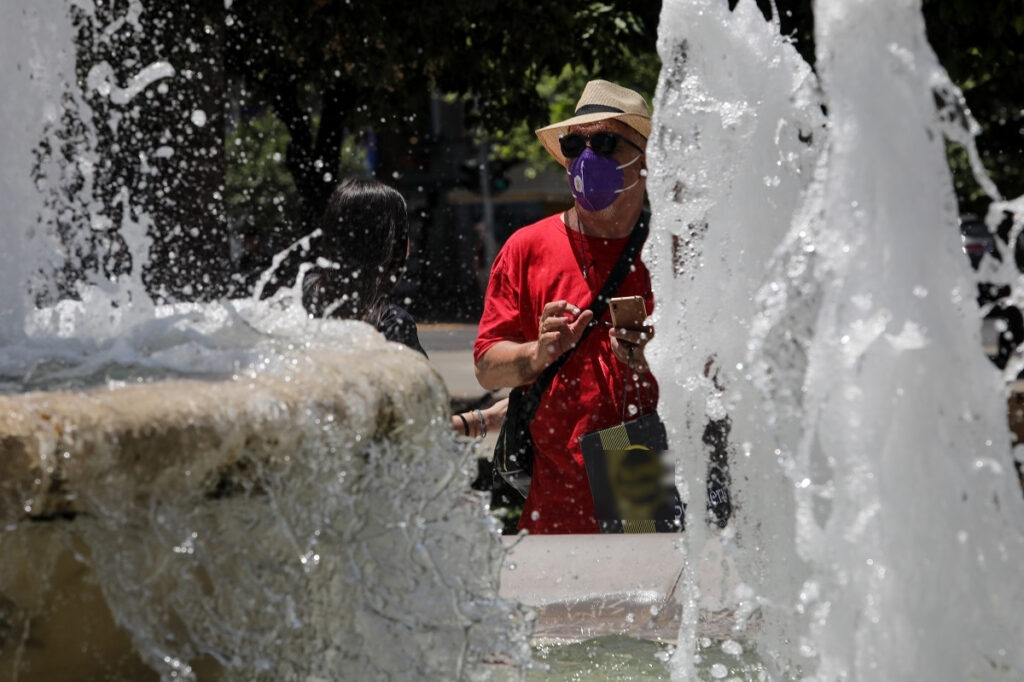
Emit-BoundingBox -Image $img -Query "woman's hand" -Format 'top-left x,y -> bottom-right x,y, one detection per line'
451,397 -> 509,439
479,397 -> 508,435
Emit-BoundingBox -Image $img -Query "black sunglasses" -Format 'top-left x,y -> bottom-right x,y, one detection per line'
559,131 -> 645,159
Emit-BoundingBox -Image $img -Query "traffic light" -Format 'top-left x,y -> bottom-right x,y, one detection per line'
457,158 -> 512,196
490,159 -> 510,195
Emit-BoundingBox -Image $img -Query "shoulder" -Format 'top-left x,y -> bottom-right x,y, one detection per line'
495,213 -> 567,263
378,303 -> 414,325
377,304 -> 428,357
506,212 -> 565,245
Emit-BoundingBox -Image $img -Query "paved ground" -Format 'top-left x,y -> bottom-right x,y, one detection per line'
420,323 -> 505,453
419,323 -> 483,399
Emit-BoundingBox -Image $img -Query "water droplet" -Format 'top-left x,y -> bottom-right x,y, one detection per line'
721,639 -> 743,656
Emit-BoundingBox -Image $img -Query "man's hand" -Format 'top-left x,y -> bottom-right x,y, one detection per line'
610,324 -> 654,374
475,301 -> 593,390
534,301 -> 594,372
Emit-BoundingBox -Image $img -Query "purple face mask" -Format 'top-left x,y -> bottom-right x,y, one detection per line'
568,147 -> 642,212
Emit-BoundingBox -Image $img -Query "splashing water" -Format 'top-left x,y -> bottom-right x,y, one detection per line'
648,0 -> 1024,679
0,319 -> 533,680
6,0 -> 1024,679
0,0 -> 73,341
0,2 -> 530,680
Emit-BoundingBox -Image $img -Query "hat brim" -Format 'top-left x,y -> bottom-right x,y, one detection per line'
535,112 -> 652,168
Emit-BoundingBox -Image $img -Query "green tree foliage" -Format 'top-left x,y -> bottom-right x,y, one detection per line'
923,0 -> 1024,213
226,0 -> 1019,232
225,112 -> 300,247
224,1 -> 660,242
224,109 -> 366,287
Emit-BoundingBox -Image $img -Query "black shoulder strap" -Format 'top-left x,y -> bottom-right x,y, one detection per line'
582,210 -> 650,333
522,210 -> 650,401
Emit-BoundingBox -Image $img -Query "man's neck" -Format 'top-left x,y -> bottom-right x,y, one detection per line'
570,202 -> 643,239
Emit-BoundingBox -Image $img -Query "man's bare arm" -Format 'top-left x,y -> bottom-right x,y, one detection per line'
475,340 -> 545,390
476,300 -> 594,390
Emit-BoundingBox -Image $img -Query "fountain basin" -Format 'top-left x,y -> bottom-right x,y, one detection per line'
0,344 -> 448,523
0,335 -> 527,680
500,533 -> 754,644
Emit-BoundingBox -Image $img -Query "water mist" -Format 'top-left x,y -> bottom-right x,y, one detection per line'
4,0 -> 1024,680
0,3 -> 529,680
648,0 -> 1024,679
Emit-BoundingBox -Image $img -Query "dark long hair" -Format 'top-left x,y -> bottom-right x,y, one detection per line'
302,177 -> 409,323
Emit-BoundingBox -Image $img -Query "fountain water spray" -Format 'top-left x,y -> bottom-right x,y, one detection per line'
0,0 -> 76,342
649,0 -> 1024,679
5,0 -> 1024,679
0,3 -> 530,680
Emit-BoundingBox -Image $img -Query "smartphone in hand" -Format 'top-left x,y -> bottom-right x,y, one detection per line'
609,296 -> 647,330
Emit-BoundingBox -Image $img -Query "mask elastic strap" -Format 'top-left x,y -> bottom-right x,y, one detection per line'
613,154 -> 643,194
616,154 -> 641,171
616,177 -> 640,194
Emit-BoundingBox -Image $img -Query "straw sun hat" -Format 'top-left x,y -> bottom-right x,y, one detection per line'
535,79 -> 652,168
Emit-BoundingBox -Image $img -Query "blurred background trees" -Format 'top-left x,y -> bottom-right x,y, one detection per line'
222,0 -> 661,318
221,0 -> 1022,319
923,0 -> 1024,214
49,0 -> 1022,319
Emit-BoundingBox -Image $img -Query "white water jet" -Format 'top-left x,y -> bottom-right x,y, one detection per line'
6,0 -> 1024,679
0,0 -> 77,342
649,0 -> 1024,679
0,3 -> 530,680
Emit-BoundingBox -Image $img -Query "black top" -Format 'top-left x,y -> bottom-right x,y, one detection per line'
376,303 -> 428,357
302,269 -> 426,357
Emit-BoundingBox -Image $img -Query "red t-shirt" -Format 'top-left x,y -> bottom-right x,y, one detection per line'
474,213 -> 658,534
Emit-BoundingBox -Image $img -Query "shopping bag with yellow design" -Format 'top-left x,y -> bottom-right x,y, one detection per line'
579,412 -> 684,534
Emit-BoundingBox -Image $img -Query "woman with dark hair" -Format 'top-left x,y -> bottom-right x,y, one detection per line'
303,177 -> 507,438
302,177 -> 426,356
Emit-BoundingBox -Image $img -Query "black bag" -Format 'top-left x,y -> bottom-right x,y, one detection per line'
490,386 -> 535,498
490,212 -> 650,499
579,411 -> 684,533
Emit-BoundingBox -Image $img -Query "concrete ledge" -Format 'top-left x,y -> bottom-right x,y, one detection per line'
500,534 -> 755,644
0,345 -> 449,523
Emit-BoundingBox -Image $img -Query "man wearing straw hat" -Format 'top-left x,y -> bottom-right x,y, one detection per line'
474,80 -> 657,534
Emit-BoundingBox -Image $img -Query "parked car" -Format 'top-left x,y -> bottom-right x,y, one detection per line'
960,211 -> 1024,370
960,214 -> 998,270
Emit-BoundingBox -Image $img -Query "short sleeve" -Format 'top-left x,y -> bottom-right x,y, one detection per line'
474,244 -> 527,362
